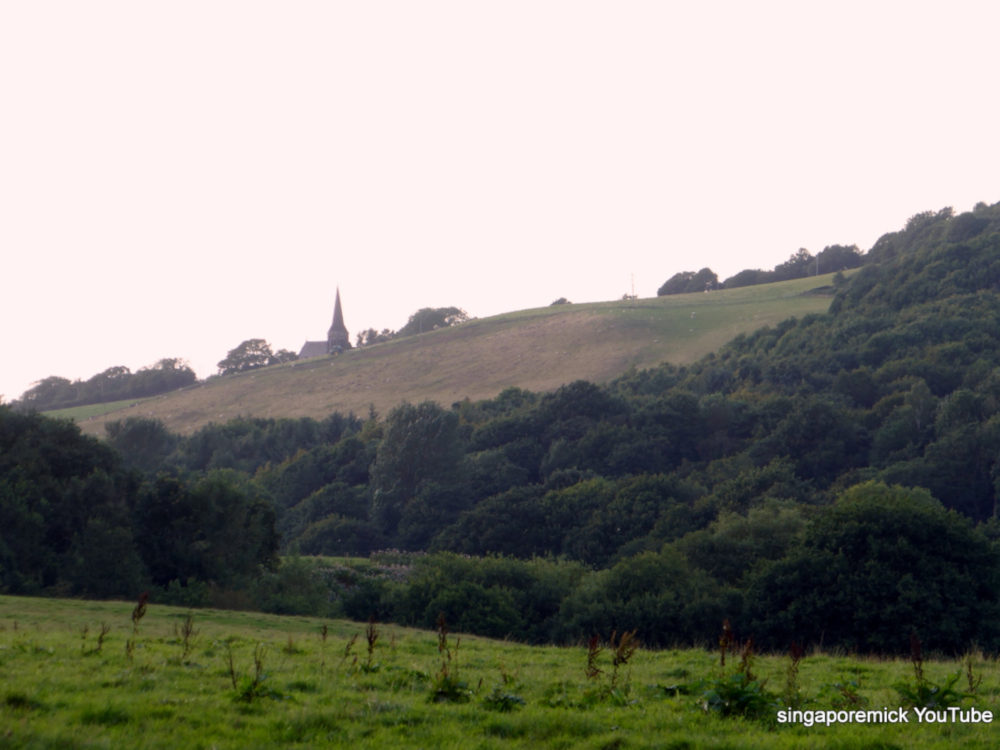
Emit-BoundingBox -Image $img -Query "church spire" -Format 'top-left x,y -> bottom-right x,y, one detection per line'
327,287 -> 352,352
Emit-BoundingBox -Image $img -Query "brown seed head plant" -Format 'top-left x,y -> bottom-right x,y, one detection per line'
498,657 -> 520,686
319,623 -> 329,672
609,629 -> 639,692
131,591 -> 149,634
96,623 -> 110,655
585,635 -> 604,681
343,633 -> 359,664
429,613 -> 470,703
910,630 -> 924,686
225,641 -> 239,690
737,634 -> 758,683
966,654 -> 983,695
719,619 -> 734,669
784,640 -> 807,708
176,614 -> 198,660
364,616 -> 380,672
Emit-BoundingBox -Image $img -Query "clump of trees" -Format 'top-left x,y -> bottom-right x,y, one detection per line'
356,328 -> 396,347
396,307 -> 470,337
355,307 -> 472,347
12,358 -> 196,412
658,245 -> 865,296
0,407 -> 279,599
658,268 -> 719,296
217,339 -> 297,375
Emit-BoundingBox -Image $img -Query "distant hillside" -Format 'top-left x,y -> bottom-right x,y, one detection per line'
15,201 -> 1000,656
68,273 -> 843,436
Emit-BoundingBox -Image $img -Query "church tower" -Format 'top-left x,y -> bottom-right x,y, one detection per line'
327,287 -> 352,352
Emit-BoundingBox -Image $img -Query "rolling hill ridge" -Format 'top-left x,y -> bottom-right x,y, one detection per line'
65,273 -> 842,436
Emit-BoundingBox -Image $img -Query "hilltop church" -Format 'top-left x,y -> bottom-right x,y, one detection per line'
298,288 -> 352,358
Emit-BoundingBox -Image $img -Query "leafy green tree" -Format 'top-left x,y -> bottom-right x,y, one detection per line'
396,307 -> 470,337
0,407 -> 122,593
465,449 -> 530,503
815,244 -> 864,274
355,328 -> 396,347
833,367 -> 880,409
0,475 -> 51,594
369,401 -> 464,537
188,473 -> 280,583
744,482 -> 1000,652
772,248 -> 815,281
948,211 -> 990,242
391,553 -> 586,643
431,486 -> 548,557
296,516 -> 387,557
749,399 -> 867,485
422,581 -> 524,640
674,500 -> 807,585
67,518 -> 148,598
279,482 -> 370,542
132,473 -> 279,587
552,548 -> 728,647
13,359 -> 197,412
131,475 -> 203,587
657,268 -> 718,296
722,268 -> 772,289
14,376 -> 74,411
105,417 -> 179,473
131,358 -> 197,397
217,339 -> 297,375
178,415 -> 361,475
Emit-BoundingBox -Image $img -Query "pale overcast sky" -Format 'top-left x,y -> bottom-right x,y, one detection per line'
2,1 -> 999,402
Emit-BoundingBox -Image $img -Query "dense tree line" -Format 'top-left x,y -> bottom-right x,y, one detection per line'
13,338 -> 300,414
658,243 -> 865,295
0,407 -> 279,600
5,200 -> 1000,653
11,358 -> 196,413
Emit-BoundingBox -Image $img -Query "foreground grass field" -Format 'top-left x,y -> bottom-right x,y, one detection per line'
72,273 -> 845,437
2,594 -> 998,749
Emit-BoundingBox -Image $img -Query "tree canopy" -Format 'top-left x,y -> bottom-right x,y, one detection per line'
217,339 -> 297,375
396,307 -> 470,337
12,358 -> 196,412
657,268 -> 719,296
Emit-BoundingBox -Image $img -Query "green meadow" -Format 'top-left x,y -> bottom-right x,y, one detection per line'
2,594 -> 998,749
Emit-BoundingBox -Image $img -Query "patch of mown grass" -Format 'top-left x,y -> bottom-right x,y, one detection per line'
1,593 -> 998,749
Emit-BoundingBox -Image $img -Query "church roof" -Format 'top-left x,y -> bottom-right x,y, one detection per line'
298,341 -> 328,359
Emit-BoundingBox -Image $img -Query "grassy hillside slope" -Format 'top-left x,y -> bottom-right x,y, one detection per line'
41,397 -> 156,422
72,273 -> 842,436
1,593 -> 995,749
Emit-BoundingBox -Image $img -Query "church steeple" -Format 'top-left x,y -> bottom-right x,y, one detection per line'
327,287 -> 352,352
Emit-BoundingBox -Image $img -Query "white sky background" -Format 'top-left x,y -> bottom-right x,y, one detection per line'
2,1 -> 999,402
